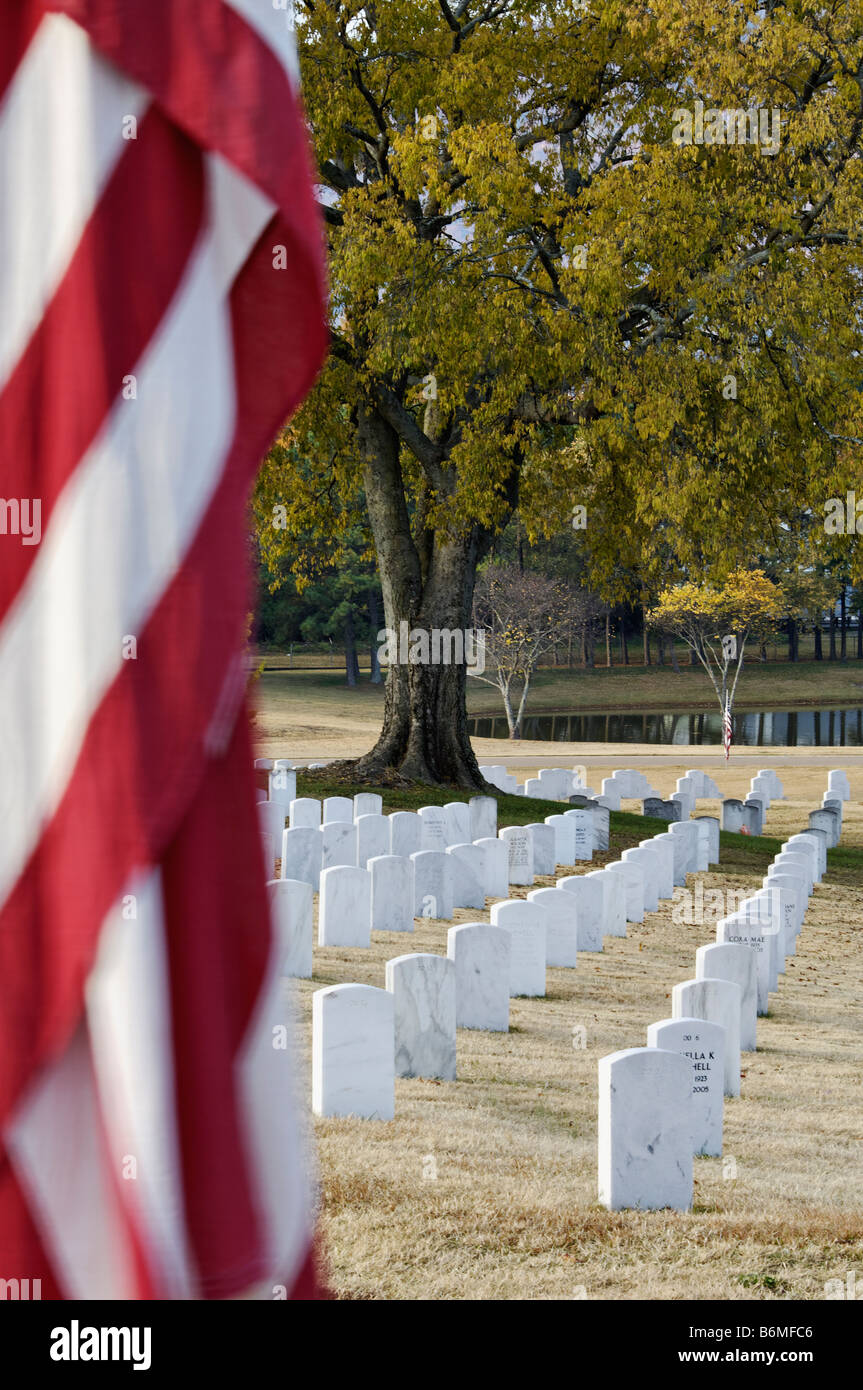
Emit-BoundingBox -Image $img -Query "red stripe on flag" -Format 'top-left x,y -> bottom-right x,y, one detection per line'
0,0 -> 43,105
0,107 -> 205,623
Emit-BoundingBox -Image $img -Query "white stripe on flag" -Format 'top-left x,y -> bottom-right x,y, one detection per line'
85,870 -> 197,1299
0,12 -> 148,391
5,1021 -> 139,1299
0,157 -> 273,909
223,0 -> 301,83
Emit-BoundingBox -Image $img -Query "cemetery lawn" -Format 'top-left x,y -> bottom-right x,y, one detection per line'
284,779 -> 863,1301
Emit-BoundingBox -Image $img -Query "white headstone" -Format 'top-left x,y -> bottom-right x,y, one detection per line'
644,836 -> 675,900
369,854 -> 415,934
587,868 -> 626,938
323,796 -> 354,824
261,832 -> 275,878
557,874 -> 604,952
386,953 -> 457,1080
525,822 -> 556,876
545,813 -> 577,866
321,819 -> 357,871
268,878 -> 313,978
356,813 -> 391,868
696,816 -> 720,866
354,792 -> 383,819
499,825 -> 534,885
606,861 -> 645,923
446,843 -> 486,910
715,915 -> 770,1015
598,1048 -> 693,1211
312,984 -> 394,1119
564,808 -> 594,861
269,766 -> 297,807
621,847 -> 658,912
474,837 -> 509,898
318,865 -> 372,947
411,850 -> 454,920
254,757 -> 274,771
470,795 -> 498,843
827,769 -> 850,801
695,942 -> 758,1051
722,799 -> 745,833
647,1017 -> 725,1157
527,887 -> 578,967
672,978 -> 741,1097
389,810 -> 423,859
258,799 -> 287,848
281,826 -> 322,892
490,899 -> 547,996
290,797 -> 322,829
419,805 -> 450,850
444,802 -> 471,846
446,923 -> 510,1031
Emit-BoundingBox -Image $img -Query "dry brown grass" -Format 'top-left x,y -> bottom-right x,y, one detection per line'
283,810 -> 863,1301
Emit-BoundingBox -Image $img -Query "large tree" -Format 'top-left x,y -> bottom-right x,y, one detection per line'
263,0 -> 863,785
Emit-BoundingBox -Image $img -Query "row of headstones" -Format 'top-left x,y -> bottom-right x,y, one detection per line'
310,814 -> 723,1118
262,792 -> 614,905
270,798 -> 608,972
597,814 -> 832,1211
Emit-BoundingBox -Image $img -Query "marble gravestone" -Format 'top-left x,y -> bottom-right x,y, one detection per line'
566,808 -> 594,861
644,836 -> 675,900
621,847 -> 659,913
672,978 -> 741,1098
356,813 -> 391,869
526,887 -> 579,968
446,843 -> 487,910
473,837 -> 510,898
260,832 -> 275,879
389,810 -> 423,859
269,765 -> 297,807
695,941 -> 758,1052
369,854 -> 415,934
267,878 -> 313,979
385,953 -> 457,1081
312,984 -> 394,1120
354,792 -> 383,819
321,820 -> 357,871
444,802 -> 471,846
545,813 -> 577,866
289,797 -> 322,829
469,795 -> 498,844
647,1017 -> 725,1157
318,865 -> 372,947
418,805 -> 450,851
410,850 -> 454,920
588,867 -> 626,938
258,799 -> 287,850
490,900 -> 547,997
716,915 -> 770,1014
598,1048 -> 694,1212
323,796 -> 354,824
446,923 -> 510,1031
281,826 -> 322,893
722,799 -> 745,833
557,874 -> 604,952
606,861 -> 645,924
499,826 -> 534,886
525,823 -> 556,876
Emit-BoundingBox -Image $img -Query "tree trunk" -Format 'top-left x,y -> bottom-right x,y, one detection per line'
351,406 -> 495,787
759,641 -> 767,662
605,612 -> 612,667
840,588 -> 847,661
829,612 -> 837,660
643,623 -> 650,666
620,617 -> 629,665
368,587 -> 383,684
814,622 -> 823,660
344,610 -> 359,687
670,637 -> 680,674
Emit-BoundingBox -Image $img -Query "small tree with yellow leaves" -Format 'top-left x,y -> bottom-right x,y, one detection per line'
647,570 -> 784,744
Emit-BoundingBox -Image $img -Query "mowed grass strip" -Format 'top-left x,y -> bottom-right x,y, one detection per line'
280,782 -> 863,1300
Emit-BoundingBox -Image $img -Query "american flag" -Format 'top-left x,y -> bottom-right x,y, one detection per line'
0,2 -> 326,1298
722,700 -> 733,762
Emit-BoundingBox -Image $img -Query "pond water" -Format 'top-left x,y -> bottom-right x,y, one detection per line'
468,706 -> 863,746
